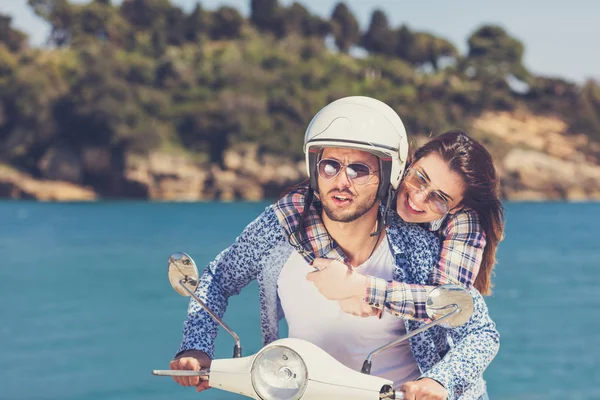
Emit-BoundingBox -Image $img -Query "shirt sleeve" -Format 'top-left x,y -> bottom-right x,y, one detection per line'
430,209 -> 486,287
365,276 -> 430,319
418,288 -> 500,400
176,206 -> 281,359
365,209 -> 486,320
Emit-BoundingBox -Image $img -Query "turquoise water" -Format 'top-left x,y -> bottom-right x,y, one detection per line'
1,201 -> 599,400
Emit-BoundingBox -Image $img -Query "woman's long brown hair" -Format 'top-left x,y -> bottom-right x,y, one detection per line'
414,131 -> 505,295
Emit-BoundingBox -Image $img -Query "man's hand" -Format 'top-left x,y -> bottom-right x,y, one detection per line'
339,295 -> 379,317
306,258 -> 367,300
400,378 -> 448,400
169,350 -> 212,392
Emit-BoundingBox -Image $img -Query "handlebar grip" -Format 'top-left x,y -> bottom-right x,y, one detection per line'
152,369 -> 210,378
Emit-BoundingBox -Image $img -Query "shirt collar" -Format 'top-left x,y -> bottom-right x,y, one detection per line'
274,185 -> 410,262
274,185 -> 347,264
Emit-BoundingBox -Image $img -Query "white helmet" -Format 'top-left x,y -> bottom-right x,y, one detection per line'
304,96 -> 409,199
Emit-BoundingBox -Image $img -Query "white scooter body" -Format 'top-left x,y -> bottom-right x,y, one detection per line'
209,338 -> 392,399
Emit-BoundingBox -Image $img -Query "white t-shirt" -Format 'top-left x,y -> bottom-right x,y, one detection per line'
277,236 -> 421,389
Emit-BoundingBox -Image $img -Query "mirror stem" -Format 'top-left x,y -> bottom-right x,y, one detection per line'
361,305 -> 460,374
179,279 -> 242,358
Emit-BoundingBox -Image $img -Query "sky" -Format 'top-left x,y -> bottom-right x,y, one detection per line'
1,0 -> 598,83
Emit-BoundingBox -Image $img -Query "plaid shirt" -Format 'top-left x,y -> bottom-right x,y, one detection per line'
274,185 -> 486,320
366,209 -> 486,319
275,187 -> 347,264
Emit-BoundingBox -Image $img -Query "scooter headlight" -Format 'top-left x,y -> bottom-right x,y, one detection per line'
251,345 -> 308,400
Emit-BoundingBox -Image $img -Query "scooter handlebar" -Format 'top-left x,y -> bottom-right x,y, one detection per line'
152,369 -> 210,378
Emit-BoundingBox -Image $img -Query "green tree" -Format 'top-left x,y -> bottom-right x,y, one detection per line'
164,7 -> 186,45
0,14 -> 28,52
28,0 -> 75,46
393,27 -> 457,70
330,2 -> 359,53
151,29 -> 166,57
79,2 -> 111,41
362,10 -> 395,56
184,3 -> 207,42
0,45 -> 18,77
466,24 -> 529,83
0,58 -> 69,169
210,6 -> 244,40
572,80 -> 600,139
301,14 -> 330,38
120,0 -> 172,30
277,3 -> 330,38
278,2 -> 309,37
394,25 -> 413,61
250,0 -> 279,33
53,46 -> 162,154
176,101 -> 237,166
410,32 -> 457,70
524,77 -> 578,113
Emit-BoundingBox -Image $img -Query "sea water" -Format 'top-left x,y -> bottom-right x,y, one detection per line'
1,201 -> 598,400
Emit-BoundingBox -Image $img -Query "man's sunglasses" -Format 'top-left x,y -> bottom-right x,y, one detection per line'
317,158 -> 377,185
403,168 -> 450,215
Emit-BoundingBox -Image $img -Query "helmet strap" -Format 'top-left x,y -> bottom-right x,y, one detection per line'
370,184 -> 394,237
377,158 -> 392,199
308,149 -> 321,193
287,185 -> 316,262
298,185 -> 314,235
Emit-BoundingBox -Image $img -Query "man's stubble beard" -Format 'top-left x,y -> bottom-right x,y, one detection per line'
322,191 -> 379,223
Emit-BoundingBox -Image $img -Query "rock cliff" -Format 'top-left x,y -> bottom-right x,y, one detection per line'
1,111 -> 599,202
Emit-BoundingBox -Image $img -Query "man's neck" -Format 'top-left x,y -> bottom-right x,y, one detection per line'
322,205 -> 385,267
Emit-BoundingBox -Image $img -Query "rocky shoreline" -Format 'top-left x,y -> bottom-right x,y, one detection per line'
1,112 -> 599,202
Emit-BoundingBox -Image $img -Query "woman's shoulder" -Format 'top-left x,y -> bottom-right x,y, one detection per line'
441,207 -> 486,242
447,208 -> 480,226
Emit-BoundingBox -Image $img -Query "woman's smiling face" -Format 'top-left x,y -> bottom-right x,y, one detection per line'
396,153 -> 466,223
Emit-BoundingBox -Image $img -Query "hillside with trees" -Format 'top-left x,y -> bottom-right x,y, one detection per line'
0,0 -> 599,201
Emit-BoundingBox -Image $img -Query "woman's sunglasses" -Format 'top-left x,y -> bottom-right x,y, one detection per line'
317,158 -> 377,185
403,168 -> 450,215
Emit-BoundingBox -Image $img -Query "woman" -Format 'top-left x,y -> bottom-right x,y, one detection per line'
274,129 -> 501,399
308,130 -> 505,321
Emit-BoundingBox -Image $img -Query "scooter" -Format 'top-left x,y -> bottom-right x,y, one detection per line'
152,252 -> 474,400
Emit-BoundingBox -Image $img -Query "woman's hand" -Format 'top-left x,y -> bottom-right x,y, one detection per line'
400,378 -> 448,400
306,258 -> 367,300
339,295 -> 379,317
169,350 -> 212,392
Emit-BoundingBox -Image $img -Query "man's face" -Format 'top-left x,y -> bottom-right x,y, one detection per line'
317,148 -> 380,223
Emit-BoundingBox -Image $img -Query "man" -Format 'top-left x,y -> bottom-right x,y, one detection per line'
169,96 -> 498,400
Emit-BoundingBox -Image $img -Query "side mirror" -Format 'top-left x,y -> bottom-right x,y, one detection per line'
168,252 -> 200,296
167,252 -> 242,358
361,284 -> 474,374
425,284 -> 474,327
